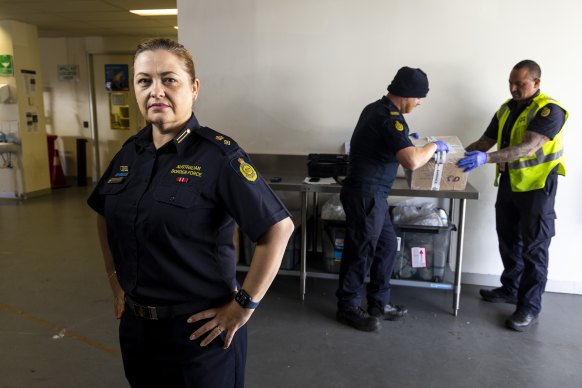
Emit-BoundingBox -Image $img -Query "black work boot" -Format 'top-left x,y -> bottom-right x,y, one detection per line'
505,310 -> 538,332
336,306 -> 381,332
368,303 -> 408,321
479,287 -> 517,304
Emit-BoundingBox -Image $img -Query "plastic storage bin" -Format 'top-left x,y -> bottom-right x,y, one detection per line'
322,221 -> 345,273
392,224 -> 453,282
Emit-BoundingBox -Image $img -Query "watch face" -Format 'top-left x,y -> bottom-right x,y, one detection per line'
236,291 -> 249,304
235,289 -> 258,309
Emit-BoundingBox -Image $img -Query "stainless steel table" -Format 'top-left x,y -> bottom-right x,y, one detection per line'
264,174 -> 479,316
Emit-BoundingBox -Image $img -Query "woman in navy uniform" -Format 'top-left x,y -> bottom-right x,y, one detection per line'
88,38 -> 294,387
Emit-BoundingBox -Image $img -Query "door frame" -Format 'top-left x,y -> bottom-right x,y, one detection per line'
87,51 -> 135,181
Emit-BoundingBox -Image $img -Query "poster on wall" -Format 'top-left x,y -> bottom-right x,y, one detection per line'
21,70 -> 36,97
58,64 -> 79,81
0,55 -> 14,76
109,92 -> 130,130
105,64 -> 129,91
26,111 -> 38,132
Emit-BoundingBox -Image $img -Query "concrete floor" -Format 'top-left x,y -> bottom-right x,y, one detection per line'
1,186 -> 582,388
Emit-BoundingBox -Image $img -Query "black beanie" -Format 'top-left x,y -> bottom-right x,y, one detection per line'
387,66 -> 429,98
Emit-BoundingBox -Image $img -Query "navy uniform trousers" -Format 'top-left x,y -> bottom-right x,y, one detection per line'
495,169 -> 558,316
337,190 -> 398,309
120,310 -> 247,388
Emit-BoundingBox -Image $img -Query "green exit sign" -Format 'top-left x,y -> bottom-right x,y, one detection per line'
0,55 -> 14,76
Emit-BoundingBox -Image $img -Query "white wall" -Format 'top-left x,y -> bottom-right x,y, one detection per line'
38,35 -> 176,177
0,23 -> 19,196
0,20 -> 51,197
39,35 -> 178,140
178,0 -> 582,293
39,38 -> 91,138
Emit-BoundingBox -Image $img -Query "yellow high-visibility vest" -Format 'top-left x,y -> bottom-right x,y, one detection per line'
495,93 -> 568,192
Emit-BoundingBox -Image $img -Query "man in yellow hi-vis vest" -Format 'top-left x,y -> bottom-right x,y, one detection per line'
458,60 -> 567,332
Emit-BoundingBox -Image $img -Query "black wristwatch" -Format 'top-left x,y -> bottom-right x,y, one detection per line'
235,289 -> 259,309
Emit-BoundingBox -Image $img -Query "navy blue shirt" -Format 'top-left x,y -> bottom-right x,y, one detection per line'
88,114 -> 290,307
343,96 -> 413,196
484,91 -> 566,147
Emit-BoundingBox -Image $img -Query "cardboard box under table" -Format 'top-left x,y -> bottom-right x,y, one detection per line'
405,136 -> 467,191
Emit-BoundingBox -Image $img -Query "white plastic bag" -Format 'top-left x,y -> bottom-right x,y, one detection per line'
321,194 -> 346,221
392,200 -> 446,227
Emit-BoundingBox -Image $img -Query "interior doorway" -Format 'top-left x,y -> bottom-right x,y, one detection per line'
89,53 -> 144,180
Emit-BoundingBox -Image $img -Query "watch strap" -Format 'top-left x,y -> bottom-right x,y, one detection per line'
235,289 -> 259,309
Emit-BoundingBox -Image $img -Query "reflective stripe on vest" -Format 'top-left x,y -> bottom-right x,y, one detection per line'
509,148 -> 563,170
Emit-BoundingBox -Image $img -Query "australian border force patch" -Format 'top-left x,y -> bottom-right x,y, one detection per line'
230,156 -> 258,183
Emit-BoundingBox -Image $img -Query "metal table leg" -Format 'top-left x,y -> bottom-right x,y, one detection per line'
448,198 -> 455,275
453,198 -> 467,316
312,192 -> 318,252
300,191 -> 308,300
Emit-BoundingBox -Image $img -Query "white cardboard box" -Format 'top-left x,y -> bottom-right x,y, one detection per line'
404,136 -> 468,191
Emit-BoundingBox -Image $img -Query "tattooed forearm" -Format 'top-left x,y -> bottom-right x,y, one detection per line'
465,136 -> 496,152
487,131 -> 549,163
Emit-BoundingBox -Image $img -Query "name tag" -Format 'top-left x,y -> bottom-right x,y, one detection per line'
107,177 -> 125,184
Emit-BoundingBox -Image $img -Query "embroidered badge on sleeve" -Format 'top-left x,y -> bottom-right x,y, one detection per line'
230,156 -> 258,183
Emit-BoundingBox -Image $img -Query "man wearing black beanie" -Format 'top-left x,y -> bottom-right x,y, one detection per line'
336,66 -> 450,332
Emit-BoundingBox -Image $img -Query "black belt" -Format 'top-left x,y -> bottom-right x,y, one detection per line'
125,295 -> 202,320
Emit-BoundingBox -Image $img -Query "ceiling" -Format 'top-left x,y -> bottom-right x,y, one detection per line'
0,0 -> 178,38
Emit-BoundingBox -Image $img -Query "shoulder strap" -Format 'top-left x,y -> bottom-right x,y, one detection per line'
195,126 -> 240,156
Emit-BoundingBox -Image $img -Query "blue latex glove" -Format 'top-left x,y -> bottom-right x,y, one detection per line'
409,132 -> 420,139
457,151 -> 488,172
433,140 -> 450,153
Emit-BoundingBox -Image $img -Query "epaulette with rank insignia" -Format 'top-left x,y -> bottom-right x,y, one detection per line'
195,126 -> 240,155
